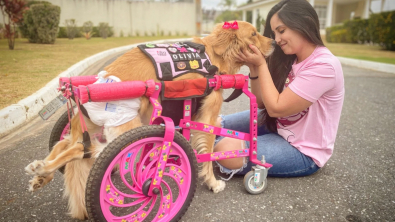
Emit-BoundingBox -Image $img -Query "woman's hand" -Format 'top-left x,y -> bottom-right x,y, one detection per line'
237,44 -> 267,68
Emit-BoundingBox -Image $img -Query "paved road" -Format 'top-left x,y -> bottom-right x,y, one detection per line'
0,52 -> 394,222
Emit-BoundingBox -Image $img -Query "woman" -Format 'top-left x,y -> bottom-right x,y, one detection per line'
215,0 -> 344,179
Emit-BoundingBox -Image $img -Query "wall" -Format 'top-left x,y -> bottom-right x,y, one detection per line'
0,0 -> 197,37
335,2 -> 358,23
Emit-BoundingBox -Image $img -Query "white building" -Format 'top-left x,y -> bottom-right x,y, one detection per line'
1,0 -> 203,37
237,0 -> 395,34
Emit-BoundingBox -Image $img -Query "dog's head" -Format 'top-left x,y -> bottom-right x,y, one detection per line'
202,21 -> 276,74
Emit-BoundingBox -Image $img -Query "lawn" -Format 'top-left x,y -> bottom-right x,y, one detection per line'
0,36 -> 188,109
324,40 -> 395,65
0,36 -> 394,109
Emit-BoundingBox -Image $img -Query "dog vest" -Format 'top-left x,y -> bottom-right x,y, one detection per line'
137,42 -> 213,81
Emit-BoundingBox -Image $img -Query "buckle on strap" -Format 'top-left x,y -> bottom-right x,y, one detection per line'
78,131 -> 92,159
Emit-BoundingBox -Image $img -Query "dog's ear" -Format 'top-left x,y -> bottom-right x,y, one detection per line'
212,24 -> 237,56
211,24 -> 247,61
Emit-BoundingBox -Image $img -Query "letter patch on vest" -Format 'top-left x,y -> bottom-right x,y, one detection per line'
138,42 -> 212,81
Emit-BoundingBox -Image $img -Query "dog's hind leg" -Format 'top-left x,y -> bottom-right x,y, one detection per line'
25,142 -> 86,177
64,116 -> 143,220
192,90 -> 226,193
26,138 -> 71,192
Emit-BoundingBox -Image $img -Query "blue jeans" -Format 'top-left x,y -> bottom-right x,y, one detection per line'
216,110 -> 320,179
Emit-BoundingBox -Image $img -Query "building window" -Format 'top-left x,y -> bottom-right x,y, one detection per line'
315,5 -> 327,29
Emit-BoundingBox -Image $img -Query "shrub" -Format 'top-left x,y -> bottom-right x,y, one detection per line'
57,26 -> 67,38
82,21 -> 93,33
82,21 -> 94,39
343,18 -> 370,43
325,25 -> 344,43
98,22 -> 110,39
29,4 -> 60,43
18,0 -> 50,38
369,10 -> 395,51
20,2 -> 60,44
331,29 -> 347,43
326,10 -> 394,51
65,19 -> 78,39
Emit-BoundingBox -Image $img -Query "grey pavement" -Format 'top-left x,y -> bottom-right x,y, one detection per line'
0,53 -> 394,222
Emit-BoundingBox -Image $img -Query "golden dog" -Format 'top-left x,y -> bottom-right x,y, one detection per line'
25,21 -> 275,220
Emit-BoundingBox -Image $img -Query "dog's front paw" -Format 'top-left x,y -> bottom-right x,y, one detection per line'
28,176 -> 47,192
25,160 -> 46,176
211,180 -> 226,193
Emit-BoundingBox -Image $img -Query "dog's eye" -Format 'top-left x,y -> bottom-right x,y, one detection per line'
252,32 -> 256,36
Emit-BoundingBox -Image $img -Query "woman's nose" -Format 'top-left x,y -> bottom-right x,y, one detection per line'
274,35 -> 281,44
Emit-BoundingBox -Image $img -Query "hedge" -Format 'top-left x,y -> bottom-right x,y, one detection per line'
19,2 -> 60,44
326,10 -> 395,51
57,26 -> 114,38
369,11 -> 395,51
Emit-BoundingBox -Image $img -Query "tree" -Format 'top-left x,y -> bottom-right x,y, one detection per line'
218,0 -> 236,11
0,0 -> 27,49
215,0 -> 241,23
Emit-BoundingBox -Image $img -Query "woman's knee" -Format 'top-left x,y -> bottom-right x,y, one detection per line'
214,137 -> 245,169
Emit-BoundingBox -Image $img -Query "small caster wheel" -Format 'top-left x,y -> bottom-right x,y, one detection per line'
243,171 -> 267,195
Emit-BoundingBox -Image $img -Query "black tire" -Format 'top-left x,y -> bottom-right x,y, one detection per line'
86,125 -> 198,222
48,109 -> 70,174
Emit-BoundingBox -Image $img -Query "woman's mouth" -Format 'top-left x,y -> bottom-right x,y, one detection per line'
279,43 -> 286,48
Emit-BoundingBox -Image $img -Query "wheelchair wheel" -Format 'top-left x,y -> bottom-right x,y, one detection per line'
86,125 -> 198,222
243,171 -> 268,195
48,109 -> 70,174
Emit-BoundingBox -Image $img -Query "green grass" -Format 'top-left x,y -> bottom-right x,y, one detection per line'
324,40 -> 395,65
0,36 -> 190,109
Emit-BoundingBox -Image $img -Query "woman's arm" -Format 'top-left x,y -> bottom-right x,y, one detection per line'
248,65 -> 265,108
239,45 -> 312,118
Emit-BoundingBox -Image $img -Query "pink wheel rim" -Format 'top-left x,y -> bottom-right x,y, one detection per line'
100,137 -> 192,222
60,123 -> 70,140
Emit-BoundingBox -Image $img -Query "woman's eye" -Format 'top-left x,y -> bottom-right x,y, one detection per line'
279,30 -> 285,34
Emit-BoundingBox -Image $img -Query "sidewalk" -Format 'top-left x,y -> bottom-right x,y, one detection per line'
0,40 -> 394,138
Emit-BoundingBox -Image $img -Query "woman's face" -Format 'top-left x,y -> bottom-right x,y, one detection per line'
270,13 -> 307,55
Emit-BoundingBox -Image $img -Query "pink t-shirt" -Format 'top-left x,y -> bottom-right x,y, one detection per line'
277,46 -> 344,167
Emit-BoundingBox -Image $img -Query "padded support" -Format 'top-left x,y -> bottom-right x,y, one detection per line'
77,80 -> 155,104
214,74 -> 246,90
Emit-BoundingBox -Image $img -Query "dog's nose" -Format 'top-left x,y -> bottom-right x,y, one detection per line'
271,40 -> 277,47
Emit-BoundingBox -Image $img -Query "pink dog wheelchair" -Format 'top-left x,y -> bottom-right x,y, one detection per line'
42,72 -> 272,222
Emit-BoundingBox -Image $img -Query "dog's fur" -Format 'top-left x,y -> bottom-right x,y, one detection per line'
25,21 -> 275,220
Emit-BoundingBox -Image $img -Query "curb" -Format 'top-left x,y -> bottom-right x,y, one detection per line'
337,56 -> 395,74
0,38 -> 191,138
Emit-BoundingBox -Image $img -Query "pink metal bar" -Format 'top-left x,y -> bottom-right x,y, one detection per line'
179,119 -> 250,141
182,100 -> 192,140
148,116 -> 175,196
196,149 -> 249,163
149,83 -> 163,125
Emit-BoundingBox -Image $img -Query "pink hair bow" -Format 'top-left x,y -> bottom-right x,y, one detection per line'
222,21 -> 239,30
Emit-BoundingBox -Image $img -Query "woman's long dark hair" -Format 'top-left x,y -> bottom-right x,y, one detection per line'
259,0 -> 325,132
